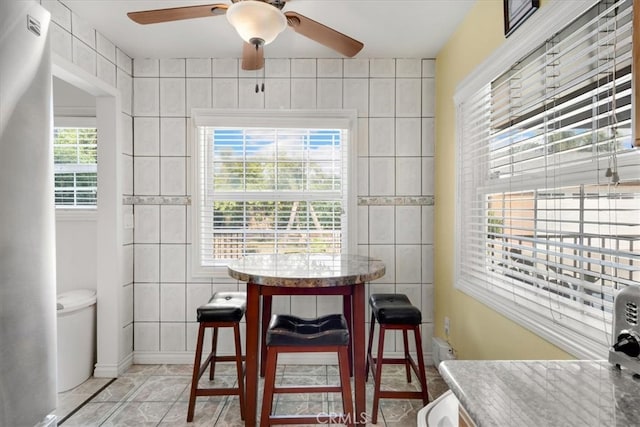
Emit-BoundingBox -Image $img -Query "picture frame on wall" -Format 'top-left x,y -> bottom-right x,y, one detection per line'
504,0 -> 540,37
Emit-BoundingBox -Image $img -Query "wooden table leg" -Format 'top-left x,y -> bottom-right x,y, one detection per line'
260,295 -> 272,377
245,283 -> 260,427
352,284 -> 366,424
342,295 -> 353,376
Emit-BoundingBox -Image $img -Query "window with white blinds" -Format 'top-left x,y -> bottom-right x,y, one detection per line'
192,110 -> 357,273
456,0 -> 639,358
53,126 -> 98,207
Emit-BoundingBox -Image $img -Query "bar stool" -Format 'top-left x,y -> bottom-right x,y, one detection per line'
366,293 -> 429,424
260,313 -> 354,427
187,291 -> 246,422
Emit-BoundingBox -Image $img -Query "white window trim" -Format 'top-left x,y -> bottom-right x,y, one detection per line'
454,0 -> 609,359
55,209 -> 98,221
54,115 -> 96,128
190,109 -> 359,278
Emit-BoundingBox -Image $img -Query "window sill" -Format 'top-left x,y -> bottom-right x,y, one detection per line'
55,208 -> 97,221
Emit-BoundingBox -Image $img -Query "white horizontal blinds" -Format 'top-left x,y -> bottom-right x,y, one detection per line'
198,126 -> 347,265
53,127 -> 98,207
458,0 -> 640,352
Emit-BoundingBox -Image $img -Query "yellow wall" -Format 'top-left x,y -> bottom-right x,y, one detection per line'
433,0 -> 572,360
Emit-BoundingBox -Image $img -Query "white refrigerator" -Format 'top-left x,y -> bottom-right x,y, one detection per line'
0,1 -> 57,426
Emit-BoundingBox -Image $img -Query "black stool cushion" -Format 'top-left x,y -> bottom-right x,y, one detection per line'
266,314 -> 349,347
369,293 -> 421,325
197,291 -> 246,323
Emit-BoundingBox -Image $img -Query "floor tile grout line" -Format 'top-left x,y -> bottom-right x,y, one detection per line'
58,378 -> 117,425
61,364 -> 448,426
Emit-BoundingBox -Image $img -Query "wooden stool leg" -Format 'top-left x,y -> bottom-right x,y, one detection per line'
260,295 -> 272,378
233,323 -> 246,420
371,324 -> 386,425
260,347 -> 278,427
413,325 -> 429,405
209,326 -> 218,380
365,311 -> 376,380
187,323 -> 206,422
338,346 -> 355,427
402,329 -> 412,383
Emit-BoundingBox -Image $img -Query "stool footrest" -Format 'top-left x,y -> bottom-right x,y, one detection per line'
273,385 -> 343,394
195,387 -> 241,397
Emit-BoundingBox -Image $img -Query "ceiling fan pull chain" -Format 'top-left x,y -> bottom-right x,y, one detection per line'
261,64 -> 265,92
254,43 -> 260,93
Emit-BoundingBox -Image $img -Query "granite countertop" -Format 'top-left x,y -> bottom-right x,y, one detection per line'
227,253 -> 385,287
439,360 -> 640,427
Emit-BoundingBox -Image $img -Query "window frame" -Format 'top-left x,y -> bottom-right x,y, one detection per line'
190,109 -> 358,278
53,116 -> 98,220
453,0 -> 638,359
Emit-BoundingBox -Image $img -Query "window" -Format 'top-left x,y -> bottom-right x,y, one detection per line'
53,119 -> 98,208
456,0 -> 639,358
192,110 -> 357,275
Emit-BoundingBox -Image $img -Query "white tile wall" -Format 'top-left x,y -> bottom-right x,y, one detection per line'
160,118 -> 186,156
71,11 -> 95,48
160,323 -> 186,351
396,118 -> 421,156
396,157 -> 421,195
159,78 -> 186,116
133,118 -> 159,156
395,206 -> 421,244
134,244 -> 159,283
133,157 -> 159,195
186,79 -> 212,111
291,59 -> 316,78
43,0 -> 71,30
369,79 -> 395,117
212,79 -> 239,108
160,206 -> 186,244
369,118 -> 395,156
96,32 -> 116,63
134,323 -> 159,351
160,244 -> 186,283
72,37 -> 96,76
126,57 -> 437,357
134,283 -> 160,322
133,78 -> 159,116
160,283 -> 186,321
160,58 -> 185,77
160,157 -> 186,195
186,59 -> 211,78
133,205 -> 160,244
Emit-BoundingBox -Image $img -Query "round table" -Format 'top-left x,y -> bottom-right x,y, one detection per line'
228,253 -> 386,426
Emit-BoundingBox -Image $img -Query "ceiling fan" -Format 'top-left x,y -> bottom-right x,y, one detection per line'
127,0 -> 364,71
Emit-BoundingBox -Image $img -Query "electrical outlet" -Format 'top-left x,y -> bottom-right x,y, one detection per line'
444,316 -> 450,337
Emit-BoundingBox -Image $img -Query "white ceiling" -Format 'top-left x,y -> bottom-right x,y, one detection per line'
60,0 -> 475,60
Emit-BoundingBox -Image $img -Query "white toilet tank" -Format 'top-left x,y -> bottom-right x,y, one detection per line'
56,289 -> 97,392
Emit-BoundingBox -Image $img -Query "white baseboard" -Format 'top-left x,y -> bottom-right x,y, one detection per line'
93,353 -> 133,378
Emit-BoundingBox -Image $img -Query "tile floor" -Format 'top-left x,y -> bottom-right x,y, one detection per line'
56,363 -> 449,426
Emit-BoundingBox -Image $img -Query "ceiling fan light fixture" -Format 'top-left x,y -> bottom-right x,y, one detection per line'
226,0 -> 287,46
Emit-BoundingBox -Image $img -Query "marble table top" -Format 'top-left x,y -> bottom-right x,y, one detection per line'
227,253 -> 385,287
439,359 -> 640,427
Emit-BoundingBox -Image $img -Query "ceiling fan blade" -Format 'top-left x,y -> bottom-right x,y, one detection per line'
242,42 -> 265,71
127,4 -> 228,25
284,12 -> 364,57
